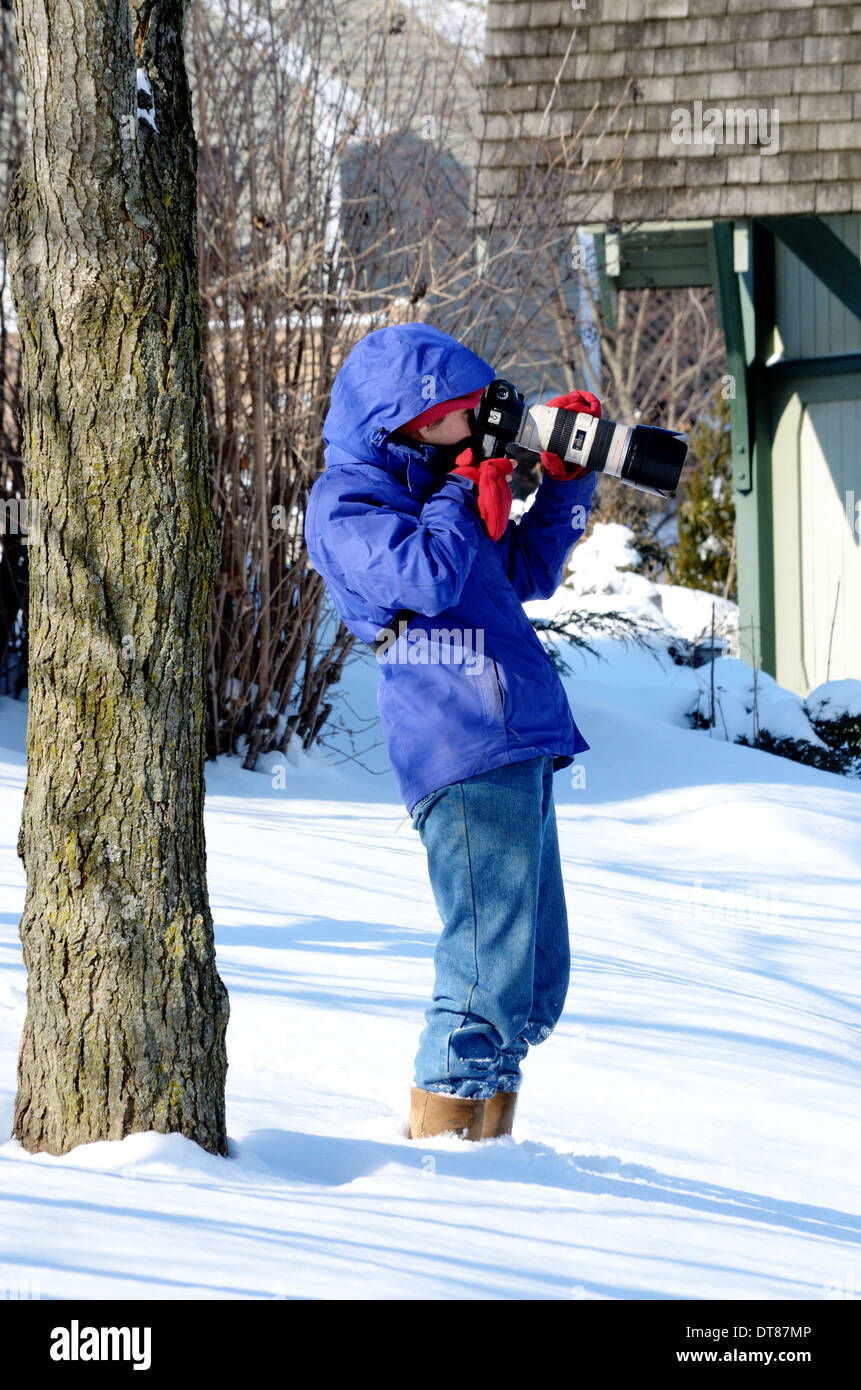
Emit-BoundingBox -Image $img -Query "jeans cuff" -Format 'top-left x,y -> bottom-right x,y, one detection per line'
494,1077 -> 522,1094
522,1020 -> 554,1046
421,1079 -> 499,1100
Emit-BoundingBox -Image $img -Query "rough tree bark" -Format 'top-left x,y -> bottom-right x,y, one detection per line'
4,0 -> 229,1154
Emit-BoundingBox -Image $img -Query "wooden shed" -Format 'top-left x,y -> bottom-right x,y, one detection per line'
482,0 -> 861,694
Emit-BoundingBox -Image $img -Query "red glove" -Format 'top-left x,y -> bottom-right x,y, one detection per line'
540,389 -> 603,481
451,447 -> 513,542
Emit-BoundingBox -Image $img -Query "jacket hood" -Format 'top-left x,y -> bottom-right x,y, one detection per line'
322,323 -> 495,470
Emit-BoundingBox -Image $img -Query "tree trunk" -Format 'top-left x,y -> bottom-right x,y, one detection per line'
4,0 -> 229,1155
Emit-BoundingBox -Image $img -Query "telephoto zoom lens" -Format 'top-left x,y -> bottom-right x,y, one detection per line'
512,404 -> 688,497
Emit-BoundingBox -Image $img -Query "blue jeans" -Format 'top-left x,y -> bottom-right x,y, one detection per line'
411,754 -> 570,1099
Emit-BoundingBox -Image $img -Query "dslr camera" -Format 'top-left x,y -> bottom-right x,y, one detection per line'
473,380 -> 688,497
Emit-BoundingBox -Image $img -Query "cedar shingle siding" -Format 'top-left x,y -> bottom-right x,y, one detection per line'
482,0 -> 861,220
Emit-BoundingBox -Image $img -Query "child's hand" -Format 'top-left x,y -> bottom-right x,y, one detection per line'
451,448 -> 513,542
540,389 -> 602,481
544,388 -> 602,417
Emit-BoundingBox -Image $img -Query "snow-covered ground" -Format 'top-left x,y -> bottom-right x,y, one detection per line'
1,524 -> 860,1301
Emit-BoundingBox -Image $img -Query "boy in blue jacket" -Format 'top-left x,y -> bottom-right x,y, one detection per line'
304,323 -> 600,1142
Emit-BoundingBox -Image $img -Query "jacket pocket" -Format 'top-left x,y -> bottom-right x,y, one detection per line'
489,656 -> 506,721
466,647 -> 506,731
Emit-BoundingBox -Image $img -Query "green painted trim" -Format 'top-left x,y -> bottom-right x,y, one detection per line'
585,222 -> 715,288
616,265 -> 713,289
592,231 -> 616,331
711,220 -> 751,491
713,219 -> 762,677
745,221 -> 777,679
765,370 -> 861,401
713,219 -> 777,681
756,216 -> 861,324
759,352 -> 861,379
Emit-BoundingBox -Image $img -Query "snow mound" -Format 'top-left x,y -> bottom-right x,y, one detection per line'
566,522 -> 659,605
805,678 -> 861,723
690,658 -> 829,749
562,522 -> 738,652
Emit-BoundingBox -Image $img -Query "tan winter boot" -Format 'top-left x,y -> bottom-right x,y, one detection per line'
482,1089 -> 518,1139
409,1087 -> 486,1141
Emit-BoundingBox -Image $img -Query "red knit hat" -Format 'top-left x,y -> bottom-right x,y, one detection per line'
400,388 -> 485,434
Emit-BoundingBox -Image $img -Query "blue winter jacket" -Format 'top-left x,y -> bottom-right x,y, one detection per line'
304,323 -> 598,814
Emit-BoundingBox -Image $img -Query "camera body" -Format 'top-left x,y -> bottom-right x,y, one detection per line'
473,379 -> 688,498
